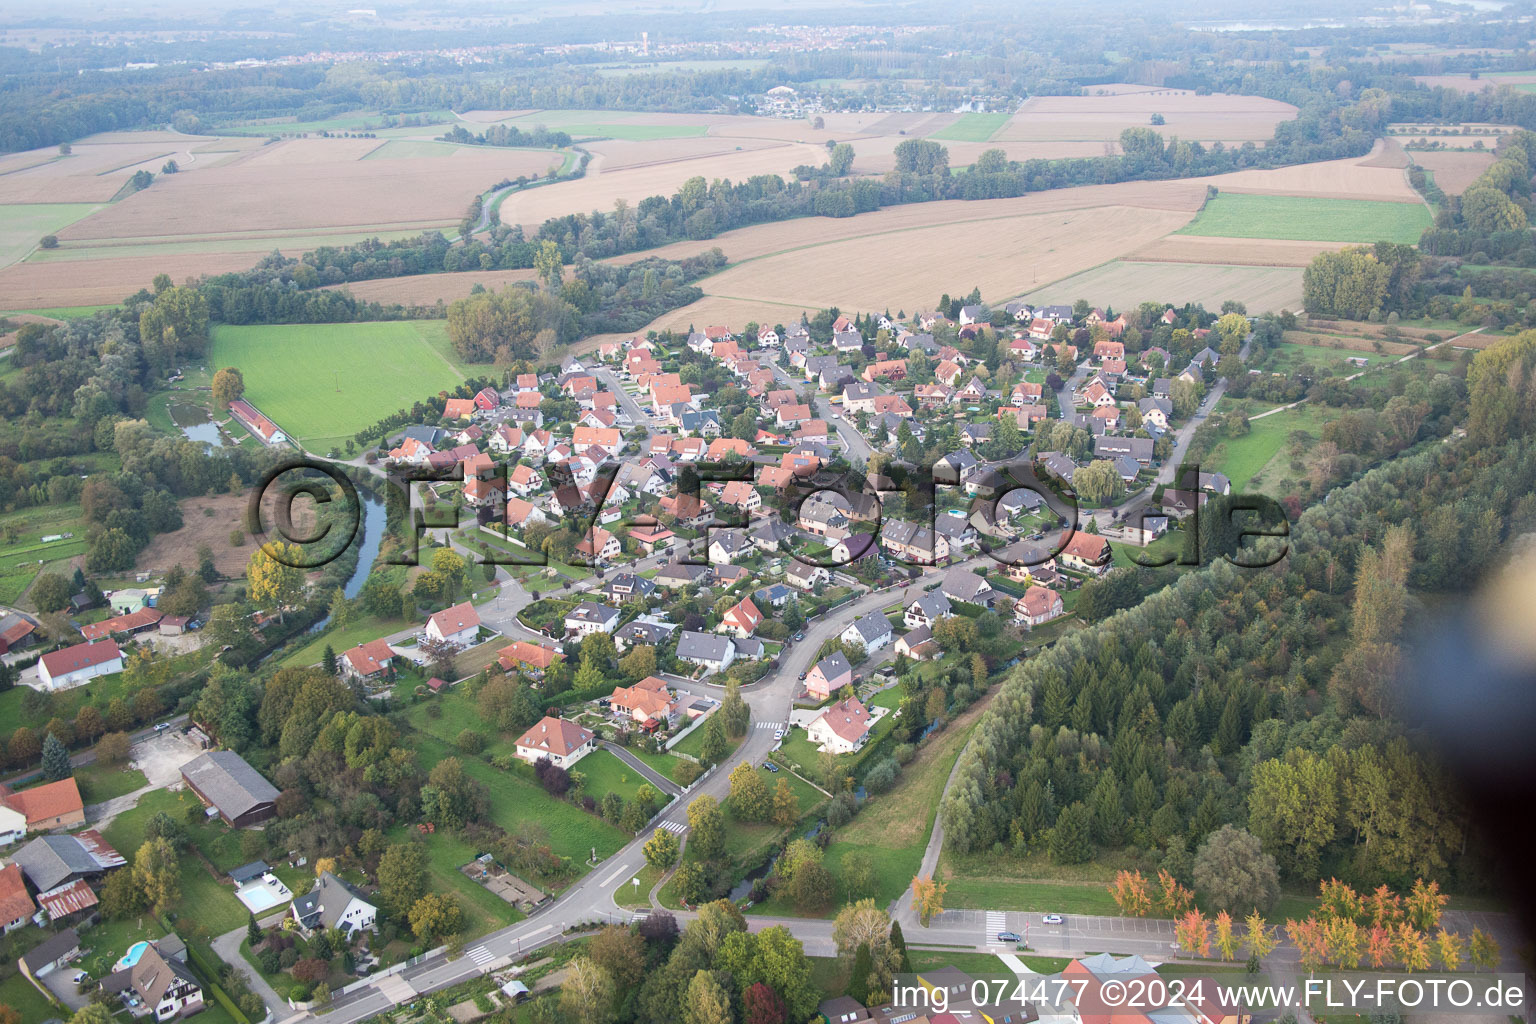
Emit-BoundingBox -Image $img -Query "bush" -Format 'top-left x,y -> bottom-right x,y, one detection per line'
39,234 -> 58,249
863,759 -> 899,794
892,743 -> 916,765
456,729 -> 486,754
826,791 -> 857,826
673,760 -> 703,787
289,983 -> 311,1002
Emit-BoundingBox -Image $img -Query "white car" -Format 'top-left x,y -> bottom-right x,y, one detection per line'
72,971 -> 89,984
773,729 -> 783,740
1042,914 -> 1064,925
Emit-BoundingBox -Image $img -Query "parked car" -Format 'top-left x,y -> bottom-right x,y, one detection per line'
154,722 -> 170,731
1042,914 -> 1065,925
792,632 -> 805,641
997,931 -> 1021,944
763,762 -> 779,773
773,729 -> 783,740
71,971 -> 89,985
798,672 -> 807,680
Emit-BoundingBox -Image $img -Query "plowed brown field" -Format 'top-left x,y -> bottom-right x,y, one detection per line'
1412,151 -> 1496,194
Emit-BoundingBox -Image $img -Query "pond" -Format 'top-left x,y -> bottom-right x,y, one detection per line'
168,402 -> 227,447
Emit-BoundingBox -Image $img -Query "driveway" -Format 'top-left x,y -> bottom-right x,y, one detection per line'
87,728 -> 204,827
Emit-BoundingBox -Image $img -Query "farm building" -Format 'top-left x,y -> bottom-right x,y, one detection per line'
180,750 -> 280,828
37,639 -> 123,690
0,778 -> 86,839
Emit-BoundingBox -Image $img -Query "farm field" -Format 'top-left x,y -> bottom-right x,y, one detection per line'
996,87 -> 1295,142
207,320 -> 472,450
0,503 -> 86,605
135,492 -> 261,578
0,202 -> 103,268
928,112 -> 1010,142
1130,235 -> 1349,267
582,135 -> 787,170
1199,144 -> 1419,202
0,250 -> 307,309
0,133 -> 265,204
697,203 -> 1194,313
1175,193 -> 1432,243
1022,259 -> 1303,314
1410,150 -> 1495,194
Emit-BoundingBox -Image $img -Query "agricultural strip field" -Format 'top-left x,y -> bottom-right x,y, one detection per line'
207,320 -> 473,450
928,113 -> 1010,142
1410,151 -> 1495,194
1198,145 -> 1420,202
996,88 -> 1296,142
1175,193 -> 1432,243
0,202 -> 103,267
1022,260 -> 1304,314
694,203 -> 1196,314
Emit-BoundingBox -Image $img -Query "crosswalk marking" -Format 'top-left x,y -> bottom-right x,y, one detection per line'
658,820 -> 688,834
755,721 -> 784,730
466,945 -> 494,967
986,911 -> 1007,938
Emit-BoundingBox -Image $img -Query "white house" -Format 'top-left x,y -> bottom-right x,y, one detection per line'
563,601 -> 621,637
676,630 -> 736,672
514,716 -> 596,768
37,639 -> 122,690
807,697 -> 873,754
105,939 -> 204,1021
1015,585 -> 1065,628
425,602 -> 481,647
841,612 -> 894,652
291,872 -> 377,937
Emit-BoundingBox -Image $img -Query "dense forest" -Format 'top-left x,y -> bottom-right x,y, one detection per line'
940,332 -> 1536,898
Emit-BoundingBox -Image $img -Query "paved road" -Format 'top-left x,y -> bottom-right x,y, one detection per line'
770,361 -> 871,463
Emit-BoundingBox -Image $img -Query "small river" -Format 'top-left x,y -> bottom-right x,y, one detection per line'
306,495 -> 388,633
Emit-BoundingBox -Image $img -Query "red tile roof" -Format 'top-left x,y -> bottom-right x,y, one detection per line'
342,638 -> 394,676
39,639 -> 121,681
0,777 -> 84,826
0,863 -> 34,925
80,607 -> 162,641
427,601 -> 480,637
516,717 -> 594,758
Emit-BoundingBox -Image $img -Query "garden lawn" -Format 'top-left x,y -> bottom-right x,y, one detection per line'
1174,193 -> 1431,244
931,113 -> 1010,143
0,972 -> 61,1023
907,950 -> 1012,975
573,747 -> 657,804
381,823 -> 525,937
409,733 -> 629,868
619,746 -> 690,782
71,762 -> 149,804
208,321 -> 474,450
280,612 -> 400,668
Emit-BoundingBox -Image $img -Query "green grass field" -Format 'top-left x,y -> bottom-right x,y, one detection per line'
0,303 -> 116,318
208,321 -> 472,450
0,502 -> 86,605
930,113 -> 1010,143
1175,193 -> 1432,244
1210,404 -> 1336,493
575,748 -> 660,804
0,202 -> 103,267
362,139 -> 458,159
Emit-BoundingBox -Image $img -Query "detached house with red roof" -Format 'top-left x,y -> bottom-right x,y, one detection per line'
720,597 -> 764,639
341,639 -> 396,684
444,397 -> 476,421
807,697 -> 873,755
474,387 -> 501,411
0,777 -> 86,839
37,639 -> 122,691
1061,532 -> 1112,574
515,717 -> 595,768
425,601 -> 481,647
497,640 -> 565,678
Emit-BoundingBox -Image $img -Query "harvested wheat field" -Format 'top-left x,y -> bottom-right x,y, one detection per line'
995,89 -> 1295,143
0,134 -> 263,204
1412,151 -> 1496,194
1358,138 -> 1410,168
496,141 -> 832,229
606,179 -> 1207,269
1023,260 -> 1304,314
0,251 -> 274,308
328,266 -> 539,305
583,135 -> 787,170
54,137 -> 562,242
1131,235 -> 1351,267
1200,148 -> 1419,203
699,203 -> 1195,311
1412,73 -> 1536,93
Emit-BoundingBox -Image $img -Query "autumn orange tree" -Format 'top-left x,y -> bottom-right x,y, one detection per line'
1176,910 -> 1210,958
1156,869 -> 1193,917
1108,870 -> 1152,917
911,875 -> 947,927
